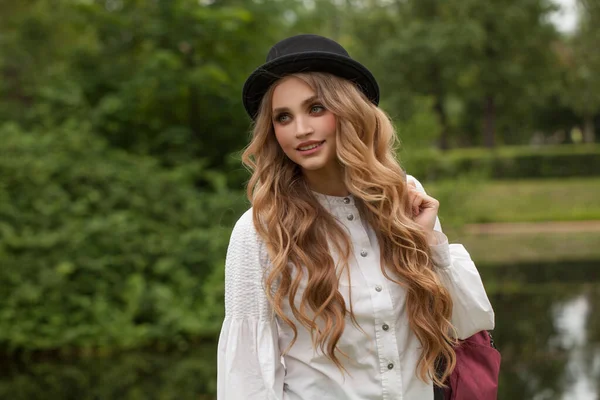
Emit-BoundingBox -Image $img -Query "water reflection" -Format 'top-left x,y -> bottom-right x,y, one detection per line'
0,261 -> 598,400
484,260 -> 600,400
552,294 -> 596,400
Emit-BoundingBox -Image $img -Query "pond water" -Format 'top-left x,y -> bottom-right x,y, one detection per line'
1,260 -> 599,400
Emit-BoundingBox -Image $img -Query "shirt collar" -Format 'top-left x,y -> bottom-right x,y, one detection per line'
311,191 -> 355,209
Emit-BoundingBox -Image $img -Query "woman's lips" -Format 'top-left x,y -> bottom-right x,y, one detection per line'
297,141 -> 325,155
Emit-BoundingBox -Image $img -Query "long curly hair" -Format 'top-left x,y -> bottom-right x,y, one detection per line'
241,72 -> 457,386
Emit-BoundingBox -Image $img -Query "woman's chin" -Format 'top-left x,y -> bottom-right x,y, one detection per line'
299,161 -> 326,172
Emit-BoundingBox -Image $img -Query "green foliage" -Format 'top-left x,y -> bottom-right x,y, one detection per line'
559,0 -> 600,142
1,0 -> 597,159
394,95 -> 441,149
348,0 -> 562,147
403,144 -> 600,180
0,122 -> 247,350
0,0 -> 301,167
0,344 -> 218,399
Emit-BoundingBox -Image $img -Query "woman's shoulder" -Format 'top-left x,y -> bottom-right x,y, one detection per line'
224,208 -> 273,315
230,207 -> 259,243
228,208 -> 270,266
233,207 -> 255,229
405,174 -> 426,193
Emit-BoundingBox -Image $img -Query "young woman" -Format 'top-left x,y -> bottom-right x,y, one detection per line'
217,34 -> 495,400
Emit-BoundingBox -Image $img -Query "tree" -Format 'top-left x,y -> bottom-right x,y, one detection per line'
346,0 -> 560,148
561,0 -> 600,143
372,0 -> 482,150
0,121 -> 247,350
0,0 -> 304,170
456,0 -> 560,147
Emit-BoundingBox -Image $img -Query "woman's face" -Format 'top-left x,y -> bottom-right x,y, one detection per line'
271,77 -> 338,176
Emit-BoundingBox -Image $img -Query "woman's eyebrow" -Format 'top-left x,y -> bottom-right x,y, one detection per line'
272,95 -> 319,114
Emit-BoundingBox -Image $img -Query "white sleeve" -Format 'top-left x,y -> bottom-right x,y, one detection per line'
406,175 -> 495,339
217,209 -> 285,400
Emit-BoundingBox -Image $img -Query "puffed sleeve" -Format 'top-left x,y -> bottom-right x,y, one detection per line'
217,209 -> 285,400
406,175 -> 495,339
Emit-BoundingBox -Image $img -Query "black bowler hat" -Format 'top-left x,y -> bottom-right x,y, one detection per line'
242,34 -> 380,120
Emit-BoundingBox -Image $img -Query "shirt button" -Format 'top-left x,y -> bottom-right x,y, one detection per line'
360,250 -> 368,257
375,285 -> 382,292
347,214 -> 354,221
387,363 -> 394,370
382,324 -> 389,331
343,197 -> 351,204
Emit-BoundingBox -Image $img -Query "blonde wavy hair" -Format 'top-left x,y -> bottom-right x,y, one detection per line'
241,72 -> 457,386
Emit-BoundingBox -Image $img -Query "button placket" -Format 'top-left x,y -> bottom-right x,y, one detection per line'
314,192 -> 405,396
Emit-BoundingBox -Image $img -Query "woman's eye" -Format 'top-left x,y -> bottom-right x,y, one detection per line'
276,114 -> 290,123
311,105 -> 325,113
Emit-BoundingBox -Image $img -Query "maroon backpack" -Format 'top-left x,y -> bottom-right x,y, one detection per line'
442,331 -> 501,400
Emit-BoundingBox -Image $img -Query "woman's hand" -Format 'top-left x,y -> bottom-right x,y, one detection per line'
407,180 -> 440,244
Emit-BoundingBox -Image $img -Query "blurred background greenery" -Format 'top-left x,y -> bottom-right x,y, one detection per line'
1,0 -> 599,399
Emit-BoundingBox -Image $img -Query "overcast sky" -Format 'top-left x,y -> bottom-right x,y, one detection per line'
550,0 -> 579,33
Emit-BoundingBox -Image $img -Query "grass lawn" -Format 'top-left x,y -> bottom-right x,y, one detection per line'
427,177 -> 600,225
448,230 -> 600,265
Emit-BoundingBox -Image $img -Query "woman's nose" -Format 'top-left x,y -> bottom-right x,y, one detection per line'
295,117 -> 314,138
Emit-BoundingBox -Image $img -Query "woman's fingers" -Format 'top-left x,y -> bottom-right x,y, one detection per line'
407,181 -> 439,217
412,191 -> 422,216
405,179 -> 440,233
406,181 -> 421,216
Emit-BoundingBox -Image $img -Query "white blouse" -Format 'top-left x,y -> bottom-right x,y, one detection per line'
217,175 -> 495,400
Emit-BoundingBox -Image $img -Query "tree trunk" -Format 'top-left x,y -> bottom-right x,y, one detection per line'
184,51 -> 201,145
483,95 -> 496,148
583,115 -> 596,143
434,96 -> 449,150
432,64 -> 448,150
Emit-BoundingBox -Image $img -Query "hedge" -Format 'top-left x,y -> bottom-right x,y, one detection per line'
0,344 -> 218,399
400,144 -> 600,181
0,122 -> 247,352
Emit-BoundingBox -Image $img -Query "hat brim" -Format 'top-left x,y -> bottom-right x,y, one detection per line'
242,51 -> 380,119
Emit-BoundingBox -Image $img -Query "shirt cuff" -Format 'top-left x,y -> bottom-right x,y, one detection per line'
428,231 -> 451,269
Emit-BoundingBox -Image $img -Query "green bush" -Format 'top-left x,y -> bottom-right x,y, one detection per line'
0,344 -> 218,400
401,144 -> 600,181
0,122 -> 247,351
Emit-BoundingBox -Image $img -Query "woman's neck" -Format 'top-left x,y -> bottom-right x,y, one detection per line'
302,165 -> 349,197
